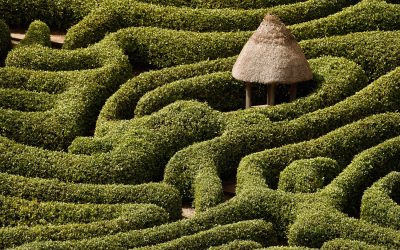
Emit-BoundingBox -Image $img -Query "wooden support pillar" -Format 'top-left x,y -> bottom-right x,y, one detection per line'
245,82 -> 252,109
267,83 -> 276,106
290,83 -> 297,102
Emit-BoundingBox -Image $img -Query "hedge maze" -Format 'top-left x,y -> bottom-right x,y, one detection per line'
0,0 -> 399,249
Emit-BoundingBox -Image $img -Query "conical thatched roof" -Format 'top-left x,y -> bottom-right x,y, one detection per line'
232,15 -> 313,84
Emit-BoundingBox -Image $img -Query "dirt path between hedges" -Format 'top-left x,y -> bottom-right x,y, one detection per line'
10,29 -> 66,48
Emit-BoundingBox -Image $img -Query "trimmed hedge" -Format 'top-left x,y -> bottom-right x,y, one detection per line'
0,172 -> 181,220
137,0 -> 306,9
208,240 -> 262,250
11,193 -> 286,250
278,157 -> 339,193
0,0 -> 100,29
1,34 -> 132,150
0,19 -> 10,63
290,0 -> 400,41
320,135 -> 400,215
17,20 -> 51,48
360,171 -> 400,231
0,88 -> 55,112
100,26 -> 400,75
0,101 -> 222,184
288,200 -> 400,248
301,31 -> 400,81
237,112 -> 400,194
0,197 -> 168,248
96,57 -> 234,133
165,62 -> 400,207
0,194 -> 167,227
321,239 -> 388,250
134,72 -> 244,117
63,0 -> 356,49
134,220 -> 276,250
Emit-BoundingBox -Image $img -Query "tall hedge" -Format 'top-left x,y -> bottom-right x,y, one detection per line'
360,172 -> 400,231
0,0 -> 100,29
0,172 -> 181,220
63,0 -> 356,49
165,66 -> 400,210
0,19 -> 10,63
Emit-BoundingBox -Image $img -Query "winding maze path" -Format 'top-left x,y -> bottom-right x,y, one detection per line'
0,0 -> 400,249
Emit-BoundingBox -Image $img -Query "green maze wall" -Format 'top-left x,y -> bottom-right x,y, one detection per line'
0,0 -> 400,249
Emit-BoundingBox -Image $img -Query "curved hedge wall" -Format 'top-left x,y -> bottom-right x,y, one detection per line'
63,0 -> 357,49
0,0 -> 100,29
0,19 -> 10,63
360,172 -> 400,231
165,66 -> 399,207
1,0 -> 400,248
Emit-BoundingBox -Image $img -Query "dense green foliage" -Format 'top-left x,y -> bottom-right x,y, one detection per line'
0,19 -> 10,62
0,0 -> 400,249
0,0 -> 100,29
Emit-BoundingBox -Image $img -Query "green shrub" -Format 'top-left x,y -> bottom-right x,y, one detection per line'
0,196 -> 168,248
0,88 -> 55,111
291,1 -> 400,41
0,172 -> 181,220
0,101 -> 222,184
17,20 -> 51,48
321,239 -> 388,250
63,0 -> 356,49
208,240 -> 262,250
135,220 -> 276,250
96,57 -> 235,133
0,0 -> 100,29
166,61 -> 399,206
301,31 -> 400,81
0,194 -> 167,227
320,135 -> 400,215
237,112 -> 400,194
360,172 -> 400,230
288,200 -> 400,248
14,218 -> 277,249
137,0 -> 306,9
278,157 -> 339,193
0,39 -> 132,150
0,19 -> 10,62
134,72 -> 244,117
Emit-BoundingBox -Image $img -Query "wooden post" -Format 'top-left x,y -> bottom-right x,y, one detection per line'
245,82 -> 252,109
290,83 -> 297,102
267,83 -> 276,106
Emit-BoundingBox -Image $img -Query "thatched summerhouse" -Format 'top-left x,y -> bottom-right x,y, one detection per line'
232,14 -> 313,108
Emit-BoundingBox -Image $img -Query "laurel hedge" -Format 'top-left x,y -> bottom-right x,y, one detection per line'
0,36 -> 131,150
237,112 -> 400,194
96,57 -> 234,133
63,0 -> 356,49
360,172 -> 400,231
320,135 -> 400,215
208,240 -> 262,250
0,172 -> 181,220
0,19 -> 10,63
134,220 -> 276,250
278,157 -> 340,194
321,239 -> 388,250
137,0 -> 306,9
0,88 -> 55,112
0,198 -> 168,248
0,101 -> 222,185
0,0 -> 100,29
134,72 -> 244,117
165,66 -> 400,209
17,20 -> 51,48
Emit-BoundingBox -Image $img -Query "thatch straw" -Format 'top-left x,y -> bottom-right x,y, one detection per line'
232,14 -> 313,84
